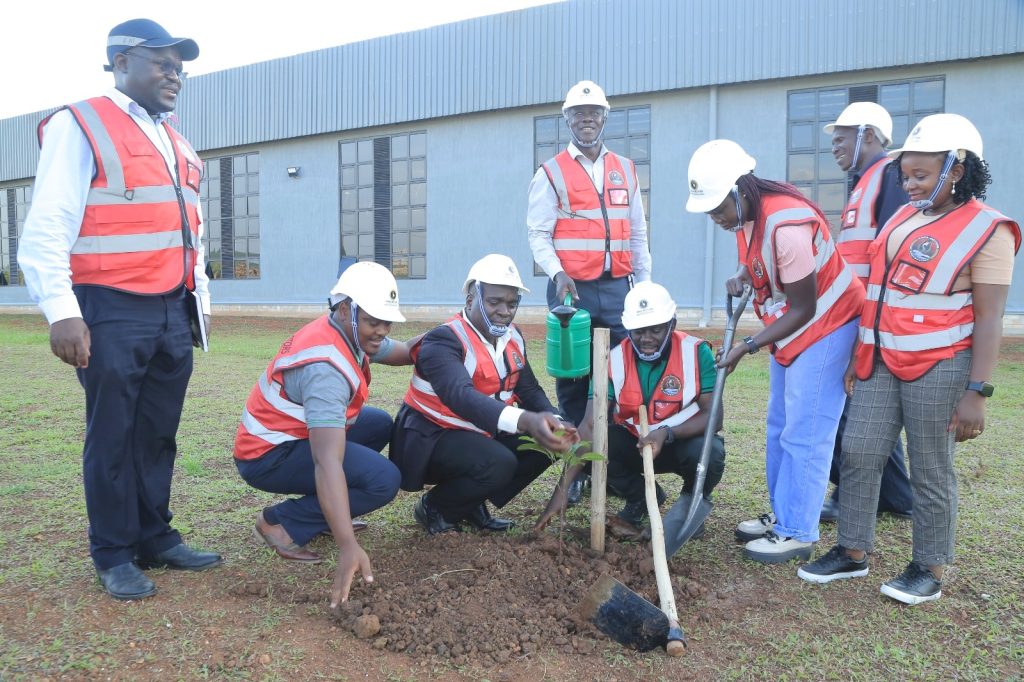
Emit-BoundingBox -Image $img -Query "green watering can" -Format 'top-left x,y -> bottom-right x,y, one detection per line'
546,294 -> 591,379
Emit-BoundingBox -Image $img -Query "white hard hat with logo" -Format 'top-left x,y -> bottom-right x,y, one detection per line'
824,102 -> 894,146
463,253 -> 530,294
329,261 -> 406,322
888,113 -> 984,160
685,139 -> 757,213
622,281 -> 677,331
562,80 -> 610,113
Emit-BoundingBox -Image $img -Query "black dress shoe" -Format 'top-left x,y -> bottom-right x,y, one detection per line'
137,543 -> 223,571
97,562 -> 156,600
414,493 -> 461,536
566,474 -> 589,506
464,503 -> 516,532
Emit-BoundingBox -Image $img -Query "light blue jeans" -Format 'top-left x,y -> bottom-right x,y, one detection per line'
766,320 -> 857,542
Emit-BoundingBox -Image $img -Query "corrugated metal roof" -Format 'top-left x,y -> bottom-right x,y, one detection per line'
2,0 -> 1022,180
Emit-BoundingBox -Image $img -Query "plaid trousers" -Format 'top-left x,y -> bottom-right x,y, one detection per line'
838,349 -> 971,566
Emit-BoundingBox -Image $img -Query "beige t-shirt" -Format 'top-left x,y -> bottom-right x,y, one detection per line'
885,210 -> 1016,289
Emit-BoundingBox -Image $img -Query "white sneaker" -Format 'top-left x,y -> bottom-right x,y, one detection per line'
736,512 -> 776,541
744,531 -> 815,564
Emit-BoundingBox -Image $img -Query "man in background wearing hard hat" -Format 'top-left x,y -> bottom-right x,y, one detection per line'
536,282 -> 724,533
820,102 -> 913,523
234,262 -> 415,608
527,80 -> 652,505
390,254 -> 578,535
17,18 -> 218,601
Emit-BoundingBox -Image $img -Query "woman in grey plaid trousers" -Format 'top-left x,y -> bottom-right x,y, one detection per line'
797,114 -> 1020,605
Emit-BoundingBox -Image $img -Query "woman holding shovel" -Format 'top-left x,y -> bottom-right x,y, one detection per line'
685,140 -> 865,564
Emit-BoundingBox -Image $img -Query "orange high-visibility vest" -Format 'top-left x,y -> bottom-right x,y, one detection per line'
855,200 -> 1021,382
738,194 -> 865,366
403,315 -> 527,436
38,96 -> 202,294
610,331 -> 706,438
838,157 -> 892,283
542,149 -> 636,280
234,316 -> 370,461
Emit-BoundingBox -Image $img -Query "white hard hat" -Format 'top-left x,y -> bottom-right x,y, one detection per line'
824,102 -> 894,146
685,139 -> 757,213
329,261 -> 406,322
562,80 -> 610,113
622,281 -> 677,331
463,253 -> 530,294
888,113 -> 984,161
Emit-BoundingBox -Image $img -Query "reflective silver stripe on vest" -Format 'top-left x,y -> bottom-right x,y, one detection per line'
678,335 -> 700,407
840,161 -> 886,238
71,229 -> 185,254
624,402 -> 700,431
86,184 -> 199,207
447,319 -> 481,377
839,226 -> 877,243
555,206 -> 631,221
410,373 -> 438,396
775,263 -> 855,349
74,100 -> 127,190
927,209 -> 1006,293
273,344 -> 363,391
553,238 -> 630,252
257,373 -> 307,422
857,324 -> 876,346
875,324 -> 974,352
408,395 -> 488,434
609,344 -> 626,400
868,284 -> 971,311
849,263 -> 870,279
542,157 -> 572,209
241,409 -> 298,446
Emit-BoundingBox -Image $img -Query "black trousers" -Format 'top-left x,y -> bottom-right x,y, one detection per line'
75,285 -> 194,570
424,430 -> 552,523
606,424 -> 725,504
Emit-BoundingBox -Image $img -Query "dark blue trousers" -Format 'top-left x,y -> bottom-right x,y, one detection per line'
547,275 -> 630,426
75,285 -> 194,570
829,397 -> 913,514
235,406 -> 400,546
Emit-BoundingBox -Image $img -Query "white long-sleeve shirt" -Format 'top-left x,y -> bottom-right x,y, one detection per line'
18,88 -> 210,324
527,142 -> 652,282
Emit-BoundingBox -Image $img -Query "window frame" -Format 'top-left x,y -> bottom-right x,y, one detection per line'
198,151 -> 261,280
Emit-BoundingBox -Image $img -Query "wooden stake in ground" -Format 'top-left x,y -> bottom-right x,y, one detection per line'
638,406 -> 686,656
590,327 -> 609,553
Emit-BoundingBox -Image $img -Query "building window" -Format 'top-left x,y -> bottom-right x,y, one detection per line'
532,106 -> 651,275
0,184 -> 31,286
199,152 -> 260,280
787,77 -> 944,227
340,132 -> 427,279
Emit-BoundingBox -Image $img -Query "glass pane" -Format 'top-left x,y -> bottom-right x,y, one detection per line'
246,154 -> 259,173
393,231 -> 409,254
604,110 -> 627,138
913,79 -> 944,111
341,166 -> 356,187
233,177 -> 246,195
409,182 -> 427,205
604,138 -> 625,156
358,187 -> 373,210
628,107 -> 650,134
392,184 -> 409,207
635,164 -> 650,191
790,123 -> 814,149
557,119 -> 572,143
247,175 -> 259,193
819,127 -> 834,150
392,160 -> 408,184
628,135 -> 649,161
410,231 -> 426,254
640,190 -> 650,217
206,160 -> 220,178
410,132 -> 426,157
391,134 -> 409,159
891,114 -> 910,146
342,234 -> 357,256
341,142 -> 357,165
535,116 -> 558,143
248,238 -> 260,256
536,144 -> 557,166
788,91 -> 816,120
879,83 -> 910,113
359,210 -> 374,233
341,188 -> 357,209
208,181 -> 219,198
358,163 -> 374,187
818,89 -> 847,120
341,211 -> 357,233
787,153 -> 815,182
233,155 -> 246,173
819,152 -> 844,180
358,234 -> 375,257
247,260 -> 260,278
208,201 -> 220,220
247,195 -> 259,216
410,255 -> 426,278
410,158 -> 426,181
392,208 -> 409,230
234,197 -> 247,216
410,207 -> 426,229
358,139 -> 373,162
248,218 -> 260,236
817,182 -> 847,215
234,238 -> 247,258
392,256 -> 409,278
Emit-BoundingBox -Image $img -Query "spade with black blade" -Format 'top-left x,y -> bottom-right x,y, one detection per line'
662,285 -> 752,556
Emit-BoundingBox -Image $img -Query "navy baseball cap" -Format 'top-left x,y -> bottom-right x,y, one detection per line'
105,18 -> 199,66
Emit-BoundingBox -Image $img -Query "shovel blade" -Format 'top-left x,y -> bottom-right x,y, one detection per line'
663,492 -> 714,557
579,574 -> 669,652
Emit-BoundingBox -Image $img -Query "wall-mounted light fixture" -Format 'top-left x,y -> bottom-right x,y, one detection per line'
286,166 -> 301,178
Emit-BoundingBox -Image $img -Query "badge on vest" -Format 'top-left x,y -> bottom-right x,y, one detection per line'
889,260 -> 929,294
909,236 -> 940,262
660,375 -> 681,397
843,209 -> 857,227
751,258 -> 765,280
511,351 -> 525,369
608,188 -> 629,206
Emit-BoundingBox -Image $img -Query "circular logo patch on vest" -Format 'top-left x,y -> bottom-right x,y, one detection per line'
608,170 -> 625,186
661,375 -> 681,396
751,258 -> 765,279
849,188 -> 863,204
909,236 -> 940,262
511,351 -> 525,369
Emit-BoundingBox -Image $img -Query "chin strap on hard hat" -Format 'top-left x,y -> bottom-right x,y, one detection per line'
849,124 -> 866,172
564,112 -> 605,149
349,302 -> 365,355
474,282 -> 518,337
629,319 -> 676,362
726,186 -> 745,232
909,151 -> 958,210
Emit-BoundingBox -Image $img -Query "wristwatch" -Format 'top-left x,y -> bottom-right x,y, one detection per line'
743,336 -> 759,355
966,381 -> 994,397
661,426 -> 676,444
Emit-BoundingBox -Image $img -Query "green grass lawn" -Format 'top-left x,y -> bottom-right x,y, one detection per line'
0,313 -> 1021,680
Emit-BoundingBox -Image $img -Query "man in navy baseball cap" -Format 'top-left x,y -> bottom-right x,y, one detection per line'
105,18 -> 199,68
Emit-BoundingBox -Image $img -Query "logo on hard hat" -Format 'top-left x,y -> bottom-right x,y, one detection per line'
639,299 -> 648,309
909,124 -> 922,140
661,375 -> 681,397
608,170 -> 624,186
390,290 -> 397,300
909,236 -> 940,262
583,87 -> 591,94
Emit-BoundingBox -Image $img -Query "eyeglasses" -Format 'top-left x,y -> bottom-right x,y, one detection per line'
127,51 -> 187,79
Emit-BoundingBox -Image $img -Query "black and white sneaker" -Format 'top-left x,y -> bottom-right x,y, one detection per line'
797,544 -> 869,583
736,512 -> 776,541
880,562 -> 942,605
744,531 -> 814,564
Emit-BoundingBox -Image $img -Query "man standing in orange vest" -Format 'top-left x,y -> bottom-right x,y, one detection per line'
527,80 -> 652,504
18,19 -> 220,600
